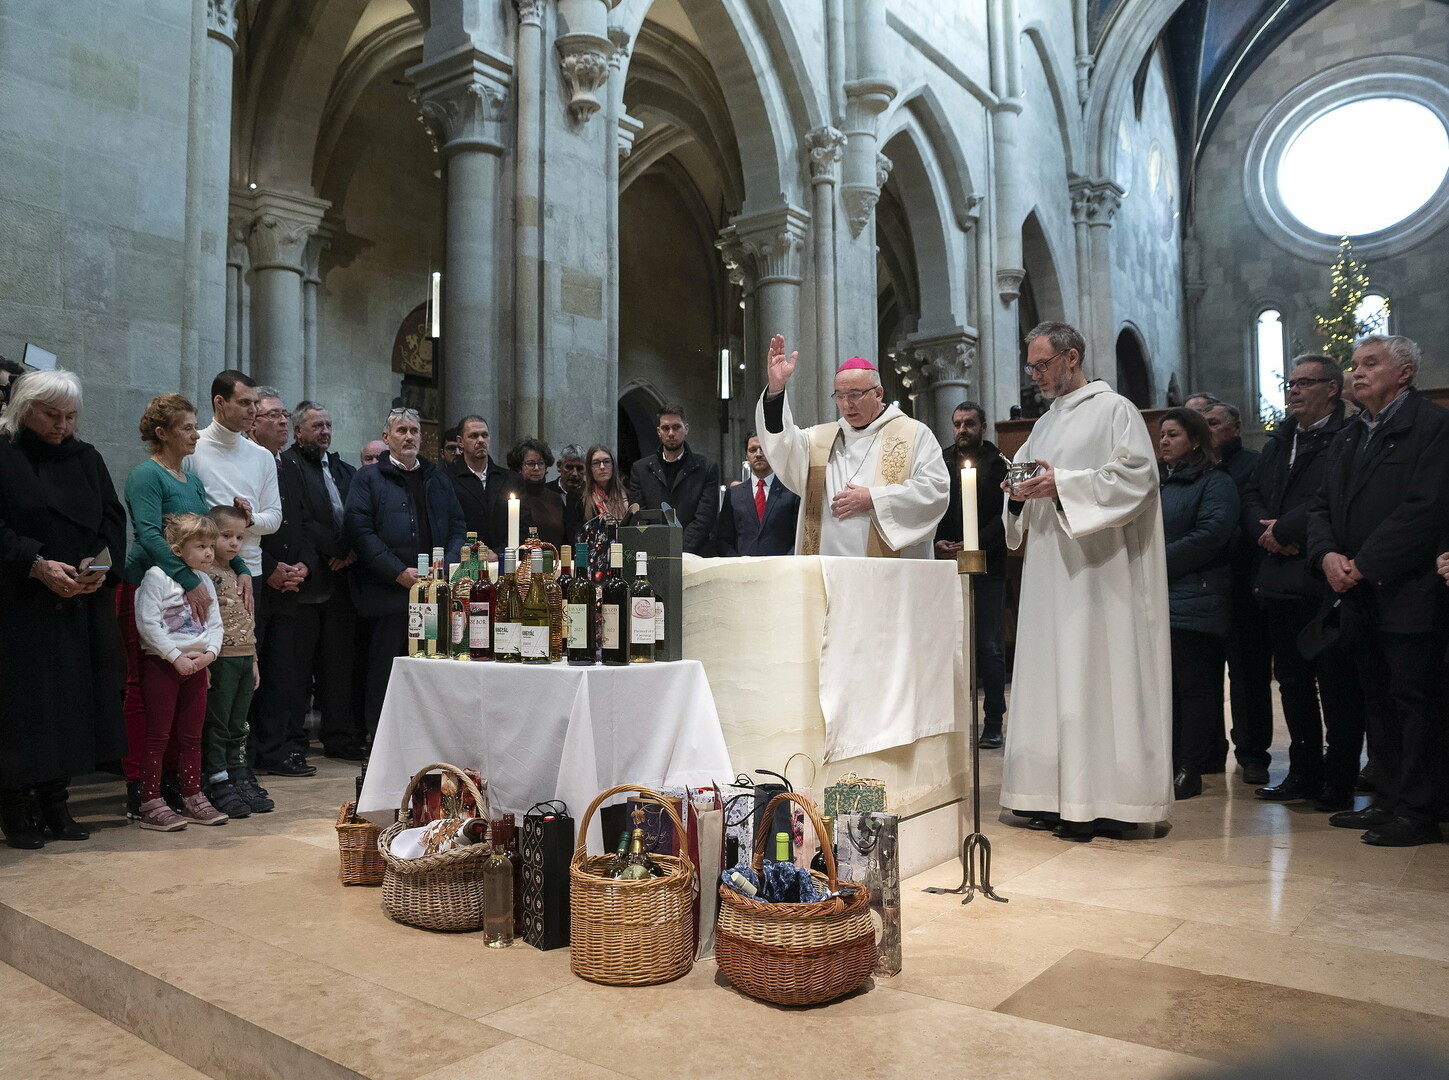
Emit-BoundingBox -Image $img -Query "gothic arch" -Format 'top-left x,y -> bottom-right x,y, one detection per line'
1115,323 -> 1154,406
1021,209 -> 1067,323
1084,0 -> 1183,181
1021,23 -> 1083,174
882,84 -> 981,229
877,126 -> 964,338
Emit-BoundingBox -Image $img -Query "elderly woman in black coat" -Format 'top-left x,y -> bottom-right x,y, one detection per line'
0,369 -> 127,849
1159,406 -> 1240,802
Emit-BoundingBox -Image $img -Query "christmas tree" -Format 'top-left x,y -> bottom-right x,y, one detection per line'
1313,236 -> 1389,367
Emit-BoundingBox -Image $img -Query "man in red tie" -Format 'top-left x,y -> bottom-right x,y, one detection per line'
714,432 -> 801,557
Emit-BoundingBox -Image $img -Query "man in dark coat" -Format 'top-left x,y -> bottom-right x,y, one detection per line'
1203,400 -> 1272,786
249,389 -> 318,778
283,400 -> 364,761
1242,356 -> 1361,810
345,407 -> 467,735
446,414 -> 526,553
933,401 -> 1009,748
715,431 -> 800,557
1307,335 -> 1449,846
628,403 -> 721,556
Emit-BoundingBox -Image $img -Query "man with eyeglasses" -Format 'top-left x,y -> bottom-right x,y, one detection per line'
628,405 -> 721,556
754,338 -> 948,557
1000,321 -> 1171,842
1242,356 -> 1360,811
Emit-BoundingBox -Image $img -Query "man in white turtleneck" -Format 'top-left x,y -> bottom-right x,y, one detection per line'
186,370 -> 281,576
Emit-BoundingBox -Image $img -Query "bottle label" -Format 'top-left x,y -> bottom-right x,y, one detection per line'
407,603 -> 426,641
566,603 -> 588,649
495,622 -> 521,654
654,601 -> 665,643
601,604 -> 620,650
421,602 -> 438,640
450,610 -> 466,646
520,625 -> 549,658
630,598 -> 656,644
469,603 -> 491,648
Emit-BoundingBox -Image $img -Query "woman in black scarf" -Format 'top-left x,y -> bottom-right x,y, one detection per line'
0,369 -> 126,849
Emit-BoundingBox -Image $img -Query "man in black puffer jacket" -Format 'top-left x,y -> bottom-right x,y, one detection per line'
1242,356 -> 1361,810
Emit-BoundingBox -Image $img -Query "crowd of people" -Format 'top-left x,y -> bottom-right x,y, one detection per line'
1,325 -> 1444,850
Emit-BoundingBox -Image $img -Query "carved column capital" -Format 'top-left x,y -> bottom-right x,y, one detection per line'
729,206 -> 811,286
875,151 -> 894,189
206,0 -> 240,49
1069,176 -> 1124,228
996,268 -> 1026,303
894,330 -> 978,400
715,228 -> 752,291
243,190 -> 330,274
514,0 -> 547,27
805,126 -> 847,185
418,79 -> 508,157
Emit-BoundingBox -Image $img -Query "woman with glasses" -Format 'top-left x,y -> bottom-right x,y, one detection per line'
584,444 -> 629,523
508,437 -> 582,549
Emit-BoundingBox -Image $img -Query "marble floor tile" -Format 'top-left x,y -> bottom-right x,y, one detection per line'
1295,880 -> 1449,963
1144,919 -> 1449,1019
484,970 -> 1198,1080
1397,845 -> 1449,892
996,949 -> 1449,1059
0,961 -> 207,1080
414,1038 -> 634,1080
1005,846 -> 1331,934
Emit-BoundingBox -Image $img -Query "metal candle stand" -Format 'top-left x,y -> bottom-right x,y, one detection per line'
923,548 -> 1007,905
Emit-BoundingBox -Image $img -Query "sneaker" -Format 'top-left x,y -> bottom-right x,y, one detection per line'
138,798 -> 187,832
125,780 -> 142,821
180,792 -> 228,826
231,770 -> 275,814
204,780 -> 252,820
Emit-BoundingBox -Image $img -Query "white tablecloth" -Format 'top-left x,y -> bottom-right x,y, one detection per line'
357,657 -> 734,852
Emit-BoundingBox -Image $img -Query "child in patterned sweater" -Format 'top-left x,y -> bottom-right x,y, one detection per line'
202,506 -> 273,818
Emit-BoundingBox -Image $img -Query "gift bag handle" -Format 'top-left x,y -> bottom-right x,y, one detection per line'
750,791 -> 839,890
527,799 -> 569,818
783,752 -> 818,789
397,762 -> 488,828
572,783 -> 693,876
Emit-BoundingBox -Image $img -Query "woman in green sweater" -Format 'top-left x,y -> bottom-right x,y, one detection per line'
119,394 -> 253,818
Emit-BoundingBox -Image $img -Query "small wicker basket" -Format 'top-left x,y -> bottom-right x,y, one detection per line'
569,784 -> 695,986
377,763 -> 492,932
335,801 -> 386,886
715,791 -> 877,1005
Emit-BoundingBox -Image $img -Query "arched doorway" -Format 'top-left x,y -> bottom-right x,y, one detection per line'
1115,327 -> 1153,407
618,384 -> 664,481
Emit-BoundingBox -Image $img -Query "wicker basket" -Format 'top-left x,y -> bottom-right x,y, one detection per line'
715,792 -> 876,1005
336,802 -> 386,886
569,784 -> 695,986
377,763 -> 492,932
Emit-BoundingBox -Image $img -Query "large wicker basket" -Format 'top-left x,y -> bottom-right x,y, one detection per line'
715,792 -> 877,1005
377,763 -> 492,932
335,801 -> 385,886
569,784 -> 695,986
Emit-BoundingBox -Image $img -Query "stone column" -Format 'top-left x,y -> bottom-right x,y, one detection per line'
1069,175 -> 1094,349
841,0 -> 897,237
989,0 -> 1025,304
411,50 -> 511,433
302,231 -> 329,403
719,207 -> 812,422
224,208 -> 248,373
513,0 -> 546,438
244,190 -> 329,411
1084,179 -> 1123,375
806,127 -> 846,417
1182,226 -> 1205,395
604,27 -> 639,431
894,331 -> 977,438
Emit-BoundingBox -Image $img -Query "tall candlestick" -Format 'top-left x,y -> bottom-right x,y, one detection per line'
507,495 -> 520,553
961,465 -> 978,551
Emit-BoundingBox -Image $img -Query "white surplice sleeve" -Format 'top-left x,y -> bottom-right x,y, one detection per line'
870,422 -> 951,551
1053,398 -> 1159,540
754,390 -> 813,498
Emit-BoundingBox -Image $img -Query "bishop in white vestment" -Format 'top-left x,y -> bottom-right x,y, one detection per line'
755,338 -> 949,557
1002,324 -> 1172,835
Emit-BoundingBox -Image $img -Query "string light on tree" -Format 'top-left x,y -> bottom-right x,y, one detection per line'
1313,235 -> 1390,367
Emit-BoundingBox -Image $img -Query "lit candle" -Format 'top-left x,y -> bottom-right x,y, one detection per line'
507,495 -> 520,553
961,465 -> 978,551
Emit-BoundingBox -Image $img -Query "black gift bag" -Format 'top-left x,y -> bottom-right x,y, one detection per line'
523,800 -> 574,951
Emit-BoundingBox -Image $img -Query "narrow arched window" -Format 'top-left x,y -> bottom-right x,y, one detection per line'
1356,293 -> 1390,336
1256,309 -> 1286,422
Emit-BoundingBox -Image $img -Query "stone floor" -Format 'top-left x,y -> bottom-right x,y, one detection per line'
2,720 -> 1449,1080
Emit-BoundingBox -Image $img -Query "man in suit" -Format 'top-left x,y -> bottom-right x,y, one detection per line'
249,388 -> 318,777
1307,335 -> 1449,846
716,432 -> 800,557
283,401 -> 365,761
933,401 -> 1009,748
628,404 -> 721,555
445,414 -> 525,552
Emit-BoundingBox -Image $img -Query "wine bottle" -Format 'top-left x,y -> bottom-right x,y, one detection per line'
628,551 -> 656,664
811,815 -> 836,875
607,829 -> 631,876
501,812 -> 525,936
613,827 -> 653,880
482,831 -> 515,948
445,563 -> 468,659
600,543 -> 629,666
773,832 -> 790,863
557,544 -> 574,591
543,549 -> 565,662
452,533 -> 481,585
423,547 -> 450,658
494,548 -> 522,663
519,547 -> 550,664
468,551 -> 496,661
566,542 -> 597,666
406,553 -> 431,657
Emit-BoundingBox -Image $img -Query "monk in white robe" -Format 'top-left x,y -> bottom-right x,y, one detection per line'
1002,322 -> 1172,839
756,336 -> 949,557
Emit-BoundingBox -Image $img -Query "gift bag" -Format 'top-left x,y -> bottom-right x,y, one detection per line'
784,753 -> 822,869
626,791 -> 685,857
867,812 -> 902,976
835,812 -> 874,885
722,776 -> 756,870
409,766 -> 486,825
522,800 -> 574,951
823,772 -> 887,819
691,787 -> 725,960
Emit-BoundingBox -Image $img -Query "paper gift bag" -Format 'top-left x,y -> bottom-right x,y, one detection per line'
626,791 -> 685,857
835,812 -> 874,885
722,777 -> 757,870
823,772 -> 887,819
692,788 -> 724,960
867,812 -> 902,976
522,800 -> 574,951
408,767 -> 486,825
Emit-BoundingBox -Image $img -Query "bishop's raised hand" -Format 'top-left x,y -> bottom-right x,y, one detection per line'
766,334 -> 798,395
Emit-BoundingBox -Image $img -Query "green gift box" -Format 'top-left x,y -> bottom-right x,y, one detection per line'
620,518 -> 684,662
823,772 -> 887,818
